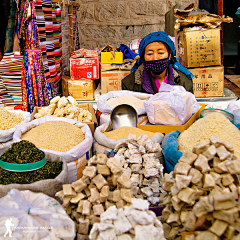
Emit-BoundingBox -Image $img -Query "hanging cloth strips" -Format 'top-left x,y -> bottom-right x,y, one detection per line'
22,49 -> 52,113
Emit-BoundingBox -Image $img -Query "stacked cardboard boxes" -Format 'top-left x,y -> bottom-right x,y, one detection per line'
63,49 -> 99,100
176,27 -> 223,98
176,27 -> 224,98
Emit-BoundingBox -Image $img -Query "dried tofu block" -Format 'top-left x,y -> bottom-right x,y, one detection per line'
100,185 -> 109,197
167,212 -> 180,224
209,219 -> 228,237
195,231 -> 219,240
116,200 -> 126,209
171,184 -> 180,196
77,234 -> 89,240
97,154 -> 108,165
178,187 -> 196,204
175,174 -> 192,190
120,189 -> 132,203
192,141 -> 209,155
162,172 -> 174,191
92,174 -> 108,190
221,173 -> 234,186
213,207 -> 238,224
224,225 -> 236,239
89,188 -> 100,203
213,192 -> 236,210
100,193 -> 108,203
83,187 -> 91,197
184,212 -> 196,232
203,174 -> 215,188
189,168 -> 203,184
113,189 -> 122,202
78,218 -> 90,235
141,187 -> 153,197
117,173 -> 132,188
214,160 -> 229,173
70,192 -> 86,204
105,200 -> 115,209
72,179 -> 87,193
82,166 -> 97,178
97,164 -> 111,176
55,190 -> 64,200
172,195 -> 184,212
82,200 -> 91,215
63,184 -> 77,197
180,211 -> 192,224
175,162 -> 191,175
77,200 -> 84,213
194,154 -> 210,173
179,150 -> 198,165
203,145 -> 217,160
209,172 -> 222,185
62,197 -> 71,208
226,159 -> 240,174
93,204 -> 104,216
88,155 -> 98,166
107,157 -> 123,174
193,196 -> 214,217
216,145 -> 231,161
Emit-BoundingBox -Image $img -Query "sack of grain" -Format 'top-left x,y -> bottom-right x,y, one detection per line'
12,116 -> 93,163
94,121 -> 164,149
226,100 -> 240,124
93,140 -> 115,156
144,83 -> 200,125
0,189 -> 75,239
67,151 -> 92,183
0,109 -> 31,142
97,90 -> 152,125
0,154 -> 68,198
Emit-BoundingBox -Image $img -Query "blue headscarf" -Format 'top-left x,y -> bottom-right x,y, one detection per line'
131,31 -> 194,79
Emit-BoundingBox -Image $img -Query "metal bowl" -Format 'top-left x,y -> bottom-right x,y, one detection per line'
200,108 -> 234,123
110,104 -> 138,130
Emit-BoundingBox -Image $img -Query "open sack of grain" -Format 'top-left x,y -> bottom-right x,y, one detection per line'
0,153 -> 68,198
144,83 -> 200,125
94,121 -> 164,152
0,108 -> 31,142
0,189 -> 75,240
12,116 -> 93,163
97,90 -> 152,125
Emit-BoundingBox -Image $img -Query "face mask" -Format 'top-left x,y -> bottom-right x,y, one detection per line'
145,58 -> 170,75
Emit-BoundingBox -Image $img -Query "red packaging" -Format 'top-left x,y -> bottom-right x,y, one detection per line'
70,58 -> 99,80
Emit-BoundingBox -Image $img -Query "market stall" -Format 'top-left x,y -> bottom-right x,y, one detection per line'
1,1 -> 240,240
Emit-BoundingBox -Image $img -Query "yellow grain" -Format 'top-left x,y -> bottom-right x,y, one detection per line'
0,108 -> 24,130
178,112 -> 240,159
21,121 -> 85,152
103,126 -> 155,139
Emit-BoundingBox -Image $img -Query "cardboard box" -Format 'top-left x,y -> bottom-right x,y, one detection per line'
189,66 -> 224,98
176,28 -> 221,68
62,76 -> 95,100
31,103 -> 98,135
101,52 -> 123,64
101,70 -> 130,94
70,58 -> 99,80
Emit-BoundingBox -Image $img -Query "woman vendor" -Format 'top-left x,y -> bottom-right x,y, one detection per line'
122,31 -> 194,93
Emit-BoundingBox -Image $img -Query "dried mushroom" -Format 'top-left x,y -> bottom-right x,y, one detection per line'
161,136 -> 240,240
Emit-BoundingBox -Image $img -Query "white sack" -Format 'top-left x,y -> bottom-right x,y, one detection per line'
94,121 -> 164,150
0,189 -> 75,240
144,83 -> 200,125
0,110 -> 30,143
226,100 -> 240,124
13,116 -> 93,163
97,90 -> 152,115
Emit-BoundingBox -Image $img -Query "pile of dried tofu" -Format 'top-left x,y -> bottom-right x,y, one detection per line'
161,136 -> 240,240
55,135 -> 164,238
34,96 -> 92,122
88,198 -> 165,240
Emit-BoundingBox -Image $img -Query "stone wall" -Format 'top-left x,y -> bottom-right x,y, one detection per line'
77,0 -> 198,49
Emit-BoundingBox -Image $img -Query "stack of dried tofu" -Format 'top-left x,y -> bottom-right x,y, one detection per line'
161,136 -> 240,240
55,134 -> 164,238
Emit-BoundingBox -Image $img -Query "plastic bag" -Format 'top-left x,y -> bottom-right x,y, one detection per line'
0,154 -> 68,198
0,189 -> 75,240
162,130 -> 183,173
0,110 -> 31,143
12,116 -> 93,163
94,121 -> 164,150
144,83 -> 200,125
226,100 -> 240,124
97,90 -> 152,115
